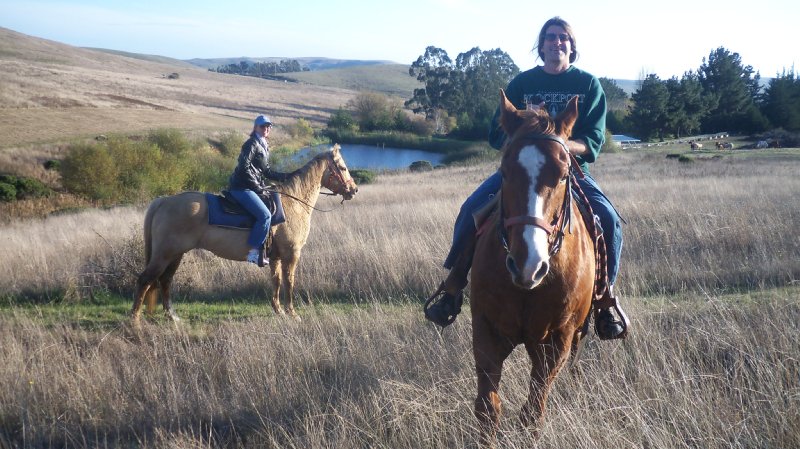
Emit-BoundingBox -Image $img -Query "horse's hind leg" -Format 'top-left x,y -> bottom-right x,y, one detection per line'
158,255 -> 183,322
473,313 -> 514,449
520,331 -> 573,431
132,265 -> 163,323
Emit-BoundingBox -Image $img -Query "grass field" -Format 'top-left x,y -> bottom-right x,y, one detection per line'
1,26 -> 799,449
1,146 -> 798,448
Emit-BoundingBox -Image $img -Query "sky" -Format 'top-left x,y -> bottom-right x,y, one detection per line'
1,0 -> 798,81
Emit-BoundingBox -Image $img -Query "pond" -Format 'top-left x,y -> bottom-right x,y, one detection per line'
295,144 -> 446,170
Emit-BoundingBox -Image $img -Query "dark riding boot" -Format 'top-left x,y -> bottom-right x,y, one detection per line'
424,234 -> 475,328
595,285 -> 630,340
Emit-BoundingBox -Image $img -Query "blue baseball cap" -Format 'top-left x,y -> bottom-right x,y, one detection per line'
254,115 -> 272,126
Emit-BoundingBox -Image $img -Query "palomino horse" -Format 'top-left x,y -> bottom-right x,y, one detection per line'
470,92 -> 595,447
132,145 -> 358,323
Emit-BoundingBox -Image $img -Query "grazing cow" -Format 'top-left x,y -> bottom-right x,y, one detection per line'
756,140 -> 768,149
690,141 -> 703,150
716,141 -> 734,150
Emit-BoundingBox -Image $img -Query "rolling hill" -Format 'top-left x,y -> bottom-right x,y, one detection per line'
0,27 -> 410,149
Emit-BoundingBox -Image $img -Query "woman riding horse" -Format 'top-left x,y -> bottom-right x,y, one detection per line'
229,114 -> 295,266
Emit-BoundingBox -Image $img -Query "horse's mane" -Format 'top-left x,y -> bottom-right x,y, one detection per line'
282,149 -> 331,196
507,109 -> 556,146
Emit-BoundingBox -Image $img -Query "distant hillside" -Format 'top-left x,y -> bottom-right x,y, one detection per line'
86,48 -> 197,68
185,56 -> 398,71
286,64 -> 420,98
0,27 -> 360,148
614,79 -> 639,96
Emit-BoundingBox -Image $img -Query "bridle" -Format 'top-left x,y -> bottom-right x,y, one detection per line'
498,133 -> 583,257
322,152 -> 356,198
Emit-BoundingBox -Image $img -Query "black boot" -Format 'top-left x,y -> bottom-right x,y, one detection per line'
593,284 -> 629,340
424,233 -> 475,328
424,283 -> 463,327
596,308 -> 625,339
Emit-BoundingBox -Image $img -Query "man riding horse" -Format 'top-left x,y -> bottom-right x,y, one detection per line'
425,16 -> 629,341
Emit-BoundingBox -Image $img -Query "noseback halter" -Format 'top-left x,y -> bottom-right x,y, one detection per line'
499,133 -> 582,257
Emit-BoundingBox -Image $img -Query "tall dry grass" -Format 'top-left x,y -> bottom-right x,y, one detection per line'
1,149 -> 796,302
1,149 -> 799,448
1,291 -> 797,448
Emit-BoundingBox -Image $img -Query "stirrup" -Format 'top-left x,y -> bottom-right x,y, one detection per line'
593,292 -> 630,340
423,282 -> 463,328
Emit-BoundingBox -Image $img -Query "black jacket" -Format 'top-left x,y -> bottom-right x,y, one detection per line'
228,134 -> 290,192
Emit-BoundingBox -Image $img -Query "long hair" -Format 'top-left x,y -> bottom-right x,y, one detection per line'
532,16 -> 579,64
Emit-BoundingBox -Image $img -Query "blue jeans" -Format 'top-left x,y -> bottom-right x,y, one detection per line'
229,189 -> 271,249
443,171 -> 623,284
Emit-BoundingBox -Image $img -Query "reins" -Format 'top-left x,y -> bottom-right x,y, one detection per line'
267,152 -> 355,213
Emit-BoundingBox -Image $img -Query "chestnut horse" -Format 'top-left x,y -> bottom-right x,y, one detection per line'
470,92 -> 594,447
132,145 -> 358,323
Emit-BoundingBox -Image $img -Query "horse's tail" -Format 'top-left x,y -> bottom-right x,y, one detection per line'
141,197 -> 164,313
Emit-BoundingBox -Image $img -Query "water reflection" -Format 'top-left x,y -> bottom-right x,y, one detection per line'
295,144 -> 445,170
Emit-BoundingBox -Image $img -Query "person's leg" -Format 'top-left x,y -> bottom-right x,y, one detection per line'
229,189 -> 271,262
443,171 -> 503,270
575,173 -> 627,339
426,172 -> 501,327
576,174 -> 622,284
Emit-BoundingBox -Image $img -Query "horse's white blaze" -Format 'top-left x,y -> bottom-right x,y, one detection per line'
517,146 -> 551,281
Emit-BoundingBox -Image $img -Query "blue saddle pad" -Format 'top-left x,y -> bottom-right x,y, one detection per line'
205,192 -> 286,229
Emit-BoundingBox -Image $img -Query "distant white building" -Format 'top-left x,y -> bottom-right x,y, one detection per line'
611,134 -> 641,147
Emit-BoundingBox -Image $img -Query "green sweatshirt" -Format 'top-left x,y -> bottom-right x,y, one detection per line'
488,65 -> 607,173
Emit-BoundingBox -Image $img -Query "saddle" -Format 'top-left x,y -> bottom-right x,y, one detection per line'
205,190 -> 287,268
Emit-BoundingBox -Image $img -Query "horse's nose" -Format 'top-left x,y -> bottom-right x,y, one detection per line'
532,260 -> 549,284
507,255 -> 549,289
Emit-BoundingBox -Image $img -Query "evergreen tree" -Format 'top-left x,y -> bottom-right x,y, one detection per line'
761,68 -> 800,131
664,72 -> 715,137
628,74 -> 669,140
698,47 -> 767,133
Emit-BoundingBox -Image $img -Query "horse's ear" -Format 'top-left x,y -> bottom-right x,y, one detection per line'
332,143 -> 341,155
555,96 -> 579,138
499,89 -> 523,136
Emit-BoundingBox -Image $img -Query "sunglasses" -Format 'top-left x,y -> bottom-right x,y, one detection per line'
544,33 -> 570,43
259,124 -> 272,129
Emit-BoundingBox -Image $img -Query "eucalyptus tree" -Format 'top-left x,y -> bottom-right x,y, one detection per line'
407,46 -> 518,136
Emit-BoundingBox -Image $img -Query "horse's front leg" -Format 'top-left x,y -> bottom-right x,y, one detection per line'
520,330 -> 573,432
283,258 -> 301,321
473,314 -> 515,449
269,260 -> 285,316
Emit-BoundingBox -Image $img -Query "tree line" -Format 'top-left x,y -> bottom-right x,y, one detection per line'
210,59 -> 309,78
402,45 -> 799,142
617,47 -> 799,140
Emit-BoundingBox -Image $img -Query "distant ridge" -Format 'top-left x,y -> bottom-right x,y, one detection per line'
185,56 -> 399,71
86,48 -> 197,68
